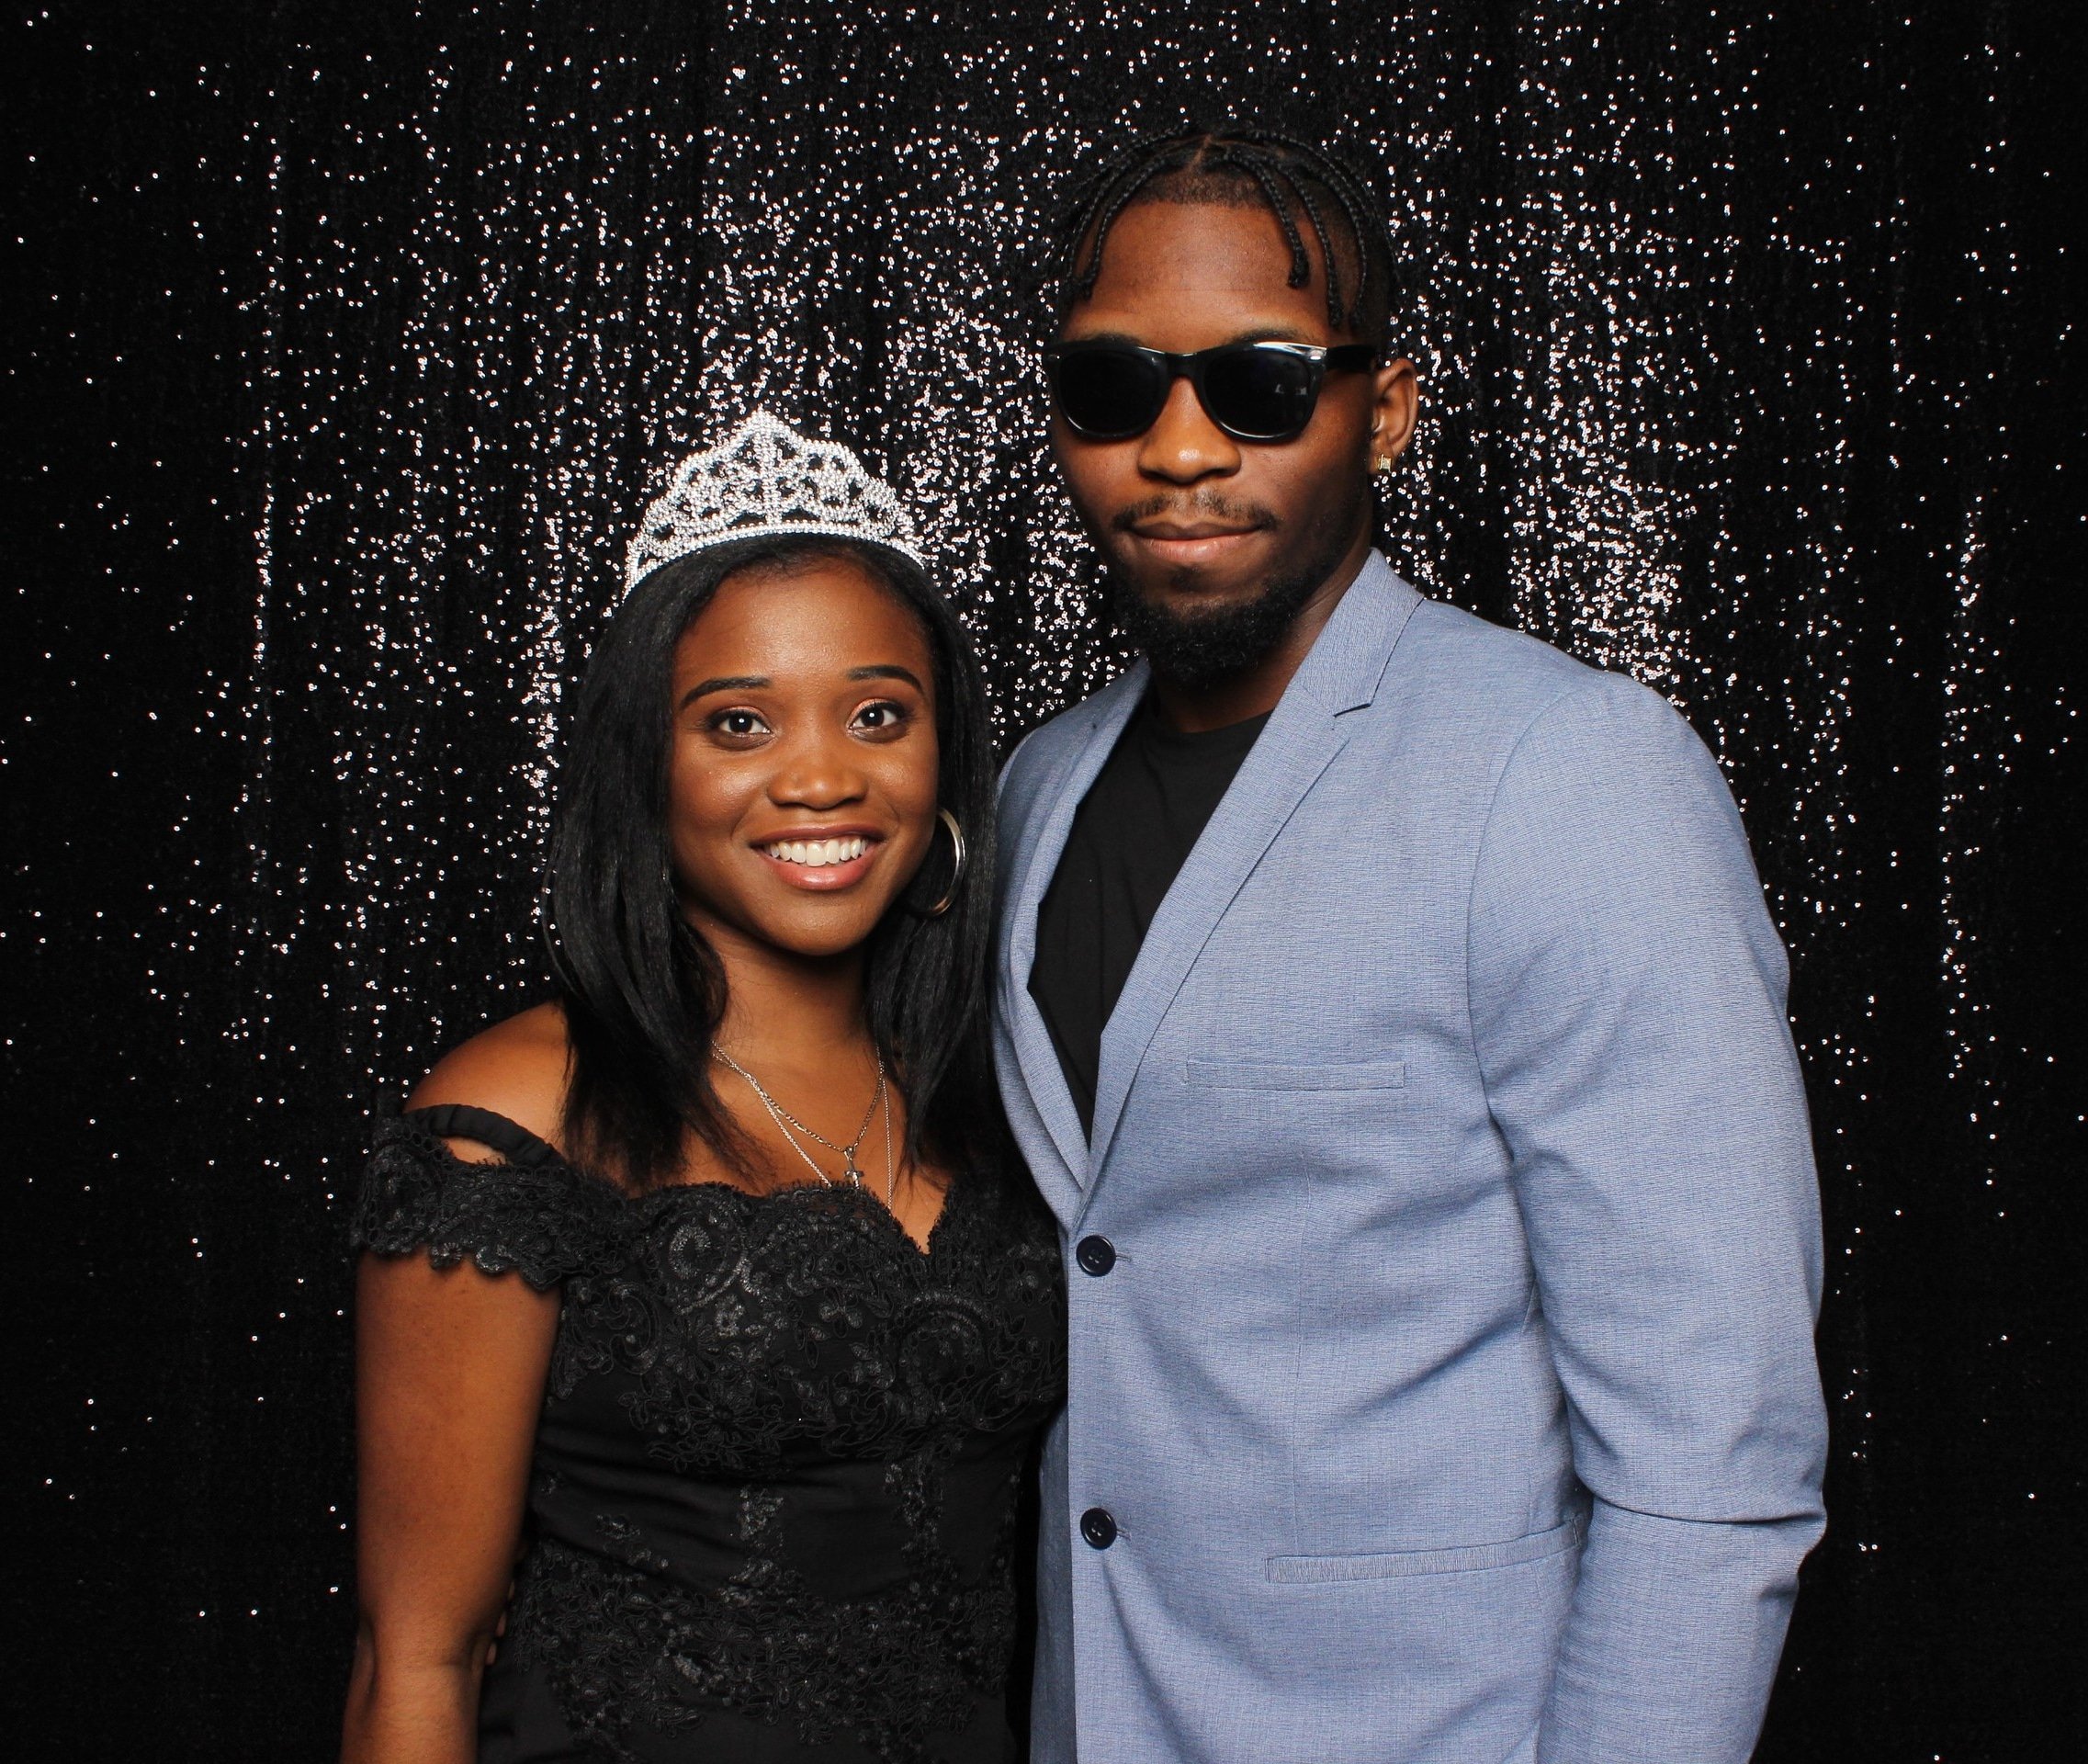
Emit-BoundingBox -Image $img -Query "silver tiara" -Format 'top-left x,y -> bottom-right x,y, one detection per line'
624,410 -> 928,593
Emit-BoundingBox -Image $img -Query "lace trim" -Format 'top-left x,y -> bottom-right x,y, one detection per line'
350,1116 -> 629,1289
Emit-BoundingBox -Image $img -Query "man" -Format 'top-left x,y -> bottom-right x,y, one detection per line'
993,129 -> 1827,1764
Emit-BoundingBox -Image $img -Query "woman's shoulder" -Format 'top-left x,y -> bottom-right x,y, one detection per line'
407,1000 -> 571,1162
354,1002 -> 626,1289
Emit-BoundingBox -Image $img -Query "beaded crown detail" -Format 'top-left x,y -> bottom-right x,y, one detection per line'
624,411 -> 927,593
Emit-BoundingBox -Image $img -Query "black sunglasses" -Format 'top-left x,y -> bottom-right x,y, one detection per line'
1044,339 -> 1380,444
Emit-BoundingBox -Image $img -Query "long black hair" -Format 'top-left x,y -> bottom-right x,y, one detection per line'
545,534 -> 999,1192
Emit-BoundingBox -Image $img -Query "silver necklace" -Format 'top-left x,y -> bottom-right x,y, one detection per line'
713,1046 -> 894,1203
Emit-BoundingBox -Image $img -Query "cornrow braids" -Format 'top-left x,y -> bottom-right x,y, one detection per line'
1268,156 -> 1345,321
1052,125 -> 1396,340
1214,145 -> 1315,297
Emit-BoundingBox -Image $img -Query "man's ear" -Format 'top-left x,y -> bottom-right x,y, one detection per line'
1368,357 -> 1419,469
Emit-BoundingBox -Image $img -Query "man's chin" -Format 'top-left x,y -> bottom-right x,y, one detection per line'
1139,571 -> 1266,616
1105,561 -> 1319,688
1097,566 -> 1246,628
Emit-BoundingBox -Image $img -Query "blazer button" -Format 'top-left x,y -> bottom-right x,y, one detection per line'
1080,1507 -> 1117,1549
1075,1234 -> 1116,1276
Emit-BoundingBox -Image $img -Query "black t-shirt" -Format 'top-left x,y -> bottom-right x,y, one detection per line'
1028,695 -> 1270,1136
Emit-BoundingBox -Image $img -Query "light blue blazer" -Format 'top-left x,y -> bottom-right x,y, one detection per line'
994,557 -> 1827,1764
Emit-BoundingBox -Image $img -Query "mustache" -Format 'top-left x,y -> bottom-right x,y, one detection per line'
1110,492 -> 1279,533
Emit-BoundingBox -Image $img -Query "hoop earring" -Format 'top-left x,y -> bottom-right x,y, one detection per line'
924,808 -> 966,918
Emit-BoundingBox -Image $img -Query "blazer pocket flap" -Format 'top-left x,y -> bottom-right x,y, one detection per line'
1182,1057 -> 1407,1092
1266,1511 -> 1587,1584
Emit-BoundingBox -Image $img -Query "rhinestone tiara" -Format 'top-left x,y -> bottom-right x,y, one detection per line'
624,410 -> 928,594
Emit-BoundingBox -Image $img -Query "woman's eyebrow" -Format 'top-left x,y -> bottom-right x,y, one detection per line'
677,673 -> 770,708
848,664 -> 927,692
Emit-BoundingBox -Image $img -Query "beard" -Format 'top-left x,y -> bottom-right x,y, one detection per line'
1104,484 -> 1369,692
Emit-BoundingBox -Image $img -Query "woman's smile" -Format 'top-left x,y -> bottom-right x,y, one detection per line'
751,826 -> 886,889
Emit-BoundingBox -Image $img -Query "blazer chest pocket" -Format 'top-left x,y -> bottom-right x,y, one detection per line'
1181,1057 -> 1407,1092
1267,1511 -> 1586,1584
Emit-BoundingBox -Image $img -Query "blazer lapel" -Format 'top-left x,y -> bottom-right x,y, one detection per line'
999,664 -> 1150,1202
1080,560 -> 1422,1207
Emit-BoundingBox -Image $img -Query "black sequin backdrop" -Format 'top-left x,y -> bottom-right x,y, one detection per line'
7,3 -> 2081,1757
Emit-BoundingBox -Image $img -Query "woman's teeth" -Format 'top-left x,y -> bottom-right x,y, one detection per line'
763,836 -> 871,868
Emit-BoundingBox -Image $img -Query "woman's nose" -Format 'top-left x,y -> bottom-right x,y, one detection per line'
768,730 -> 867,808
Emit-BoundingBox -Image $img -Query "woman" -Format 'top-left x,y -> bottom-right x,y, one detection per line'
342,413 -> 1065,1763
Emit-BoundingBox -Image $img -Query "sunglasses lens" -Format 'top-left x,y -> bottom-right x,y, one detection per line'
1051,348 -> 1168,439
1201,346 -> 1319,440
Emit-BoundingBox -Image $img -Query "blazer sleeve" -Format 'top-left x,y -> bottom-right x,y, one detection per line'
1466,673 -> 1828,1764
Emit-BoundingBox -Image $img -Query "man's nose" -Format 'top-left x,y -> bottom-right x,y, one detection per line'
1135,375 -> 1240,483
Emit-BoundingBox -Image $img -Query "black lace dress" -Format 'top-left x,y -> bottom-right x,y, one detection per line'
352,1105 -> 1067,1764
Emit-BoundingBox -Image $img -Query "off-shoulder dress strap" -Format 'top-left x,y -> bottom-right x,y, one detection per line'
355,1111 -> 626,1289
404,1102 -> 564,1168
